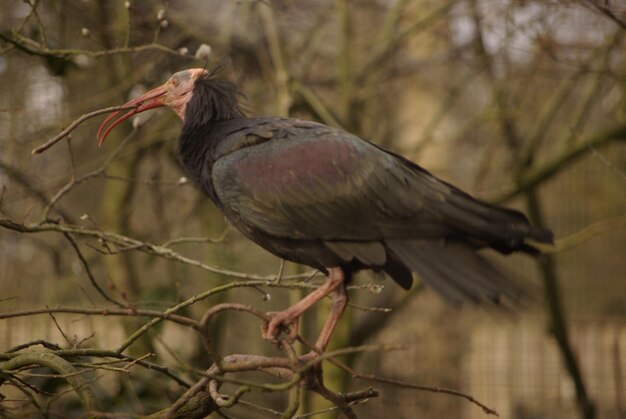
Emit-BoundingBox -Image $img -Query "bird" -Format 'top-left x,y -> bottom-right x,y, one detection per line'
97,67 -> 553,352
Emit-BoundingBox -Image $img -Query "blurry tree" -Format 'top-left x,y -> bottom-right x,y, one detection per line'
1,0 -> 625,418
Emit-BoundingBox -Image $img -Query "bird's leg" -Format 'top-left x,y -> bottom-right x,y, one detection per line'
298,283 -> 348,368
313,282 -> 348,352
262,267 -> 345,343
298,282 -> 348,365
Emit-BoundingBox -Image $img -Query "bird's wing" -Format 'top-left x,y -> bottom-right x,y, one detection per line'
211,119 -> 551,300
211,120 -> 505,244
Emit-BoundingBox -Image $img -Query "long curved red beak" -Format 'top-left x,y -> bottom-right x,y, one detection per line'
97,84 -> 168,146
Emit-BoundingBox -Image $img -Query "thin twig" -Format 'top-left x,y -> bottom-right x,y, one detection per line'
63,233 -> 127,307
41,128 -> 138,221
326,356 -> 499,416
0,217 -> 316,281
0,306 -> 198,328
492,123 -> 626,204
46,309 -> 73,347
161,229 -> 230,247
31,105 -> 138,155
6,340 -> 62,353
0,31 -> 188,60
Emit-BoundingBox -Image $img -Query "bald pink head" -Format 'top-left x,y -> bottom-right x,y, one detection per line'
97,68 -> 208,146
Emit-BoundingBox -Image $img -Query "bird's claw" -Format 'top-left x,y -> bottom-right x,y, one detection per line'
262,311 -> 299,343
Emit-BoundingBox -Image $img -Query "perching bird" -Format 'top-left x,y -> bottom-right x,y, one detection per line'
98,68 -> 553,351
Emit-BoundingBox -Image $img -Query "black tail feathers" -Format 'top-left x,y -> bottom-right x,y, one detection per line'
385,239 -> 526,305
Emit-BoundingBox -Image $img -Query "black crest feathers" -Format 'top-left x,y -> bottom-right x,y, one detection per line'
185,66 -> 245,126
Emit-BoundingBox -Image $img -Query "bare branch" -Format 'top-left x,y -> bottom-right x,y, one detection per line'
0,31 -> 189,60
63,233 -> 127,307
41,128 -> 137,222
325,357 -> 499,417
31,105 -> 138,155
492,124 -> 626,204
0,306 -> 197,328
552,214 -> 626,252
582,0 -> 626,29
0,217 -> 316,281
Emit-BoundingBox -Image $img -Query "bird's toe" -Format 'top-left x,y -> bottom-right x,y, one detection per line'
262,311 -> 298,343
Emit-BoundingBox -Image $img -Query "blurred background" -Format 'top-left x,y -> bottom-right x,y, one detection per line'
0,0 -> 625,418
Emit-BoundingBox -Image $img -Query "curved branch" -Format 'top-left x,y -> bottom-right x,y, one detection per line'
199,303 -> 269,367
0,349 -> 190,387
0,352 -> 99,417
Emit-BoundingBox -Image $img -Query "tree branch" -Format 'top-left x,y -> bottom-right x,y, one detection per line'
0,217 -> 315,281
0,352 -> 99,417
492,123 -> 626,204
31,105 -> 138,155
0,31 -> 188,60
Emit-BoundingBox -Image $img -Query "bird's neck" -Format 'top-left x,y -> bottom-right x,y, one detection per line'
182,79 -> 244,127
177,121 -> 236,203
177,79 -> 245,197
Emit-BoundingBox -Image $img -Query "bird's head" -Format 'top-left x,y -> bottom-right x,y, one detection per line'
97,67 -> 242,146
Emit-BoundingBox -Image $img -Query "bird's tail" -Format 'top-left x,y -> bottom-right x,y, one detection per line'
385,239 -> 525,304
439,187 -> 554,255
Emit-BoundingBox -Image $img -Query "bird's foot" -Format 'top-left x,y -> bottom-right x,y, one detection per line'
261,310 -> 299,343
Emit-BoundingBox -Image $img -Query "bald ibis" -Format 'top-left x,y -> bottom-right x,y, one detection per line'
97,68 -> 553,350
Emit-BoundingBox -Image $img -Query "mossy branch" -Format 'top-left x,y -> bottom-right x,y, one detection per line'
0,352 -> 99,418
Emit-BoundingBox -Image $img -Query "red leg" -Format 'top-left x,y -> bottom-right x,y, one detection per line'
263,267 -> 345,342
